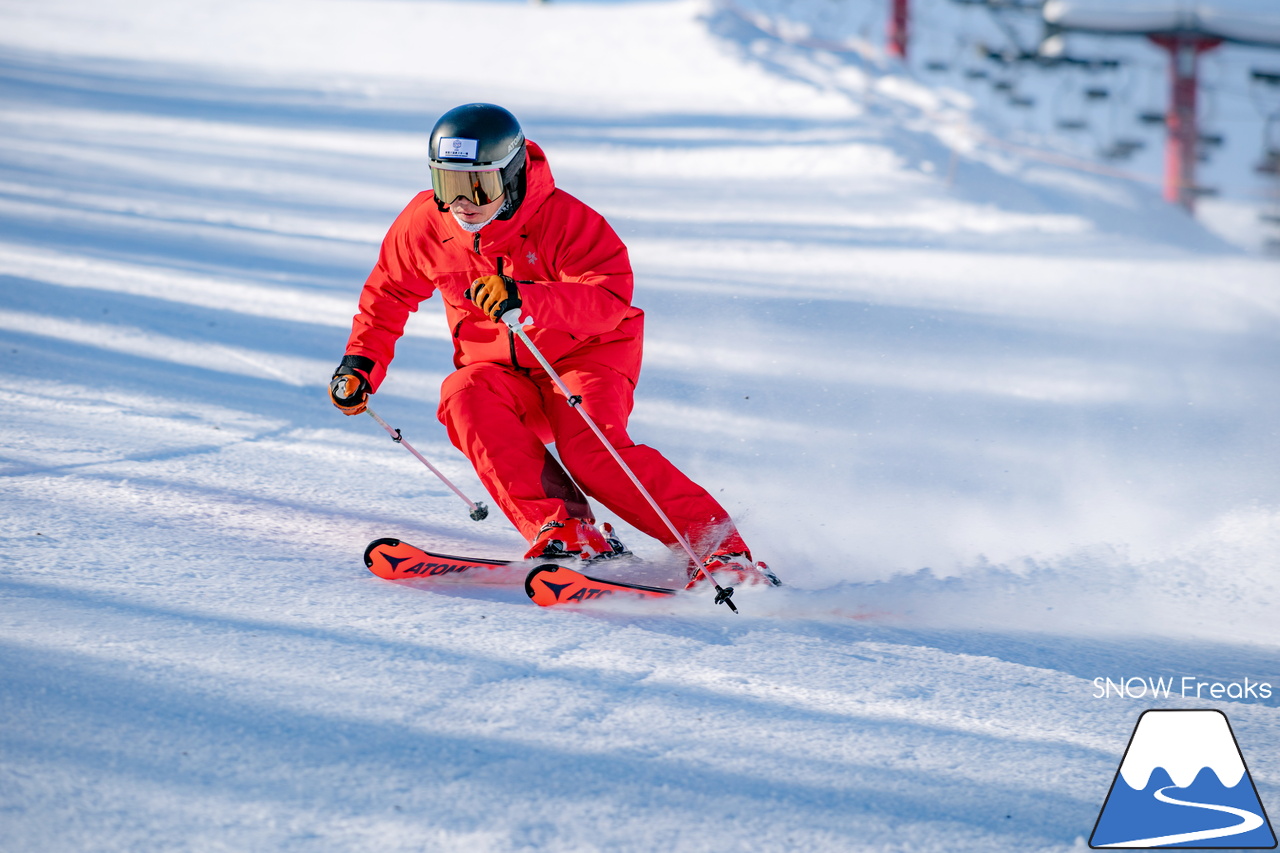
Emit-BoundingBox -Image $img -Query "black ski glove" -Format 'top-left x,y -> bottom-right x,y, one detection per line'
329,354 -> 375,415
468,274 -> 521,323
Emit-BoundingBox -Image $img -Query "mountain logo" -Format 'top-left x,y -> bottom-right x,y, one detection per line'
1090,709 -> 1277,848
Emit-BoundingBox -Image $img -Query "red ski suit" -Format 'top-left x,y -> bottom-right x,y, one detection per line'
345,141 -> 747,556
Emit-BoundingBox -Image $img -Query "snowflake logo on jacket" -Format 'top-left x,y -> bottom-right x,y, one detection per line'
526,251 -> 538,265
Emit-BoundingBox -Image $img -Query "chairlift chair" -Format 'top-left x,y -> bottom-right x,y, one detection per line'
1133,59 -> 1167,128
1253,114 -> 1280,174
1099,139 -> 1143,160
1050,72 -> 1089,131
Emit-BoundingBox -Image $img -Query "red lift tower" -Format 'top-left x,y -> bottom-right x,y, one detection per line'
888,0 -> 910,59
1043,0 -> 1280,213
1150,33 -> 1221,211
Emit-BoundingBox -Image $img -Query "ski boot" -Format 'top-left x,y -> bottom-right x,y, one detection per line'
688,550 -> 782,589
524,518 -> 630,563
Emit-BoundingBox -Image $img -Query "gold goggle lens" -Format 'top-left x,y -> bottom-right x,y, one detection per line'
431,168 -> 505,205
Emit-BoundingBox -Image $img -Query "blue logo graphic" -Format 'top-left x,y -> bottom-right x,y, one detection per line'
1091,710 -> 1276,848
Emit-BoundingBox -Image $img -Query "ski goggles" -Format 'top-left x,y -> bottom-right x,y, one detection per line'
431,167 -> 505,206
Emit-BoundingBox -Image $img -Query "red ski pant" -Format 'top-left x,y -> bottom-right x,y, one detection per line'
437,358 -> 747,557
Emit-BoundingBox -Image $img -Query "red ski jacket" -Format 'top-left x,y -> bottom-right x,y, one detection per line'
345,141 -> 643,391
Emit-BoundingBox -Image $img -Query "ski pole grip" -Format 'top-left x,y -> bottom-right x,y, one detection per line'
501,307 -> 529,328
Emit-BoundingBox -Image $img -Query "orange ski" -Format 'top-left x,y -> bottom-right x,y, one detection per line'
524,564 -> 677,606
364,537 -> 515,582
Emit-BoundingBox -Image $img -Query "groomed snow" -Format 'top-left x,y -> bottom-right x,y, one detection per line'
1,1 -> 1277,851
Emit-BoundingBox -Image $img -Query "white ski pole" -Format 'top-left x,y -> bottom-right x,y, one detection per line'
365,406 -> 489,521
499,307 -> 738,612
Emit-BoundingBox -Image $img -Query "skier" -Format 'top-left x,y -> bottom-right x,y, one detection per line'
329,103 -> 774,587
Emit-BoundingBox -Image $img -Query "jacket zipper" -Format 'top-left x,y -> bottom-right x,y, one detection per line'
475,236 -> 527,374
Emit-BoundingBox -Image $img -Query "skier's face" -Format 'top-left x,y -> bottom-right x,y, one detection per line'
448,194 -> 505,225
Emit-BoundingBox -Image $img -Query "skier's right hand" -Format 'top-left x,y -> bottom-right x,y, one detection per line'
329,355 -> 373,415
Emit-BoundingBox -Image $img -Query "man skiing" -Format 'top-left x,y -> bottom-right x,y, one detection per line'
330,103 -> 774,587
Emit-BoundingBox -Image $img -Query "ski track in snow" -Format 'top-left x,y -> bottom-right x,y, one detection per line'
0,0 -> 1278,850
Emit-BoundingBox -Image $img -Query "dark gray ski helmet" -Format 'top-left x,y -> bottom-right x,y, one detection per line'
429,103 -> 527,218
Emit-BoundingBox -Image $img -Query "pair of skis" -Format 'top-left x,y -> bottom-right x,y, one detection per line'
364,537 -> 679,607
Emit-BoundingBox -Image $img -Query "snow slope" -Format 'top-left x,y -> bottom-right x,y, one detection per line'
0,0 -> 1277,850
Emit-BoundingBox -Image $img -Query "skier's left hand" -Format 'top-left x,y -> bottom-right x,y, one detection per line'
468,274 -> 521,323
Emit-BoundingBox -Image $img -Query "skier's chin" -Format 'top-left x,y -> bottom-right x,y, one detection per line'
450,197 -> 508,233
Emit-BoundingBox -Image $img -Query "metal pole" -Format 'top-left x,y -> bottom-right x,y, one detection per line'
500,309 -> 738,612
365,407 -> 489,521
887,0 -> 909,60
1150,34 -> 1221,212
